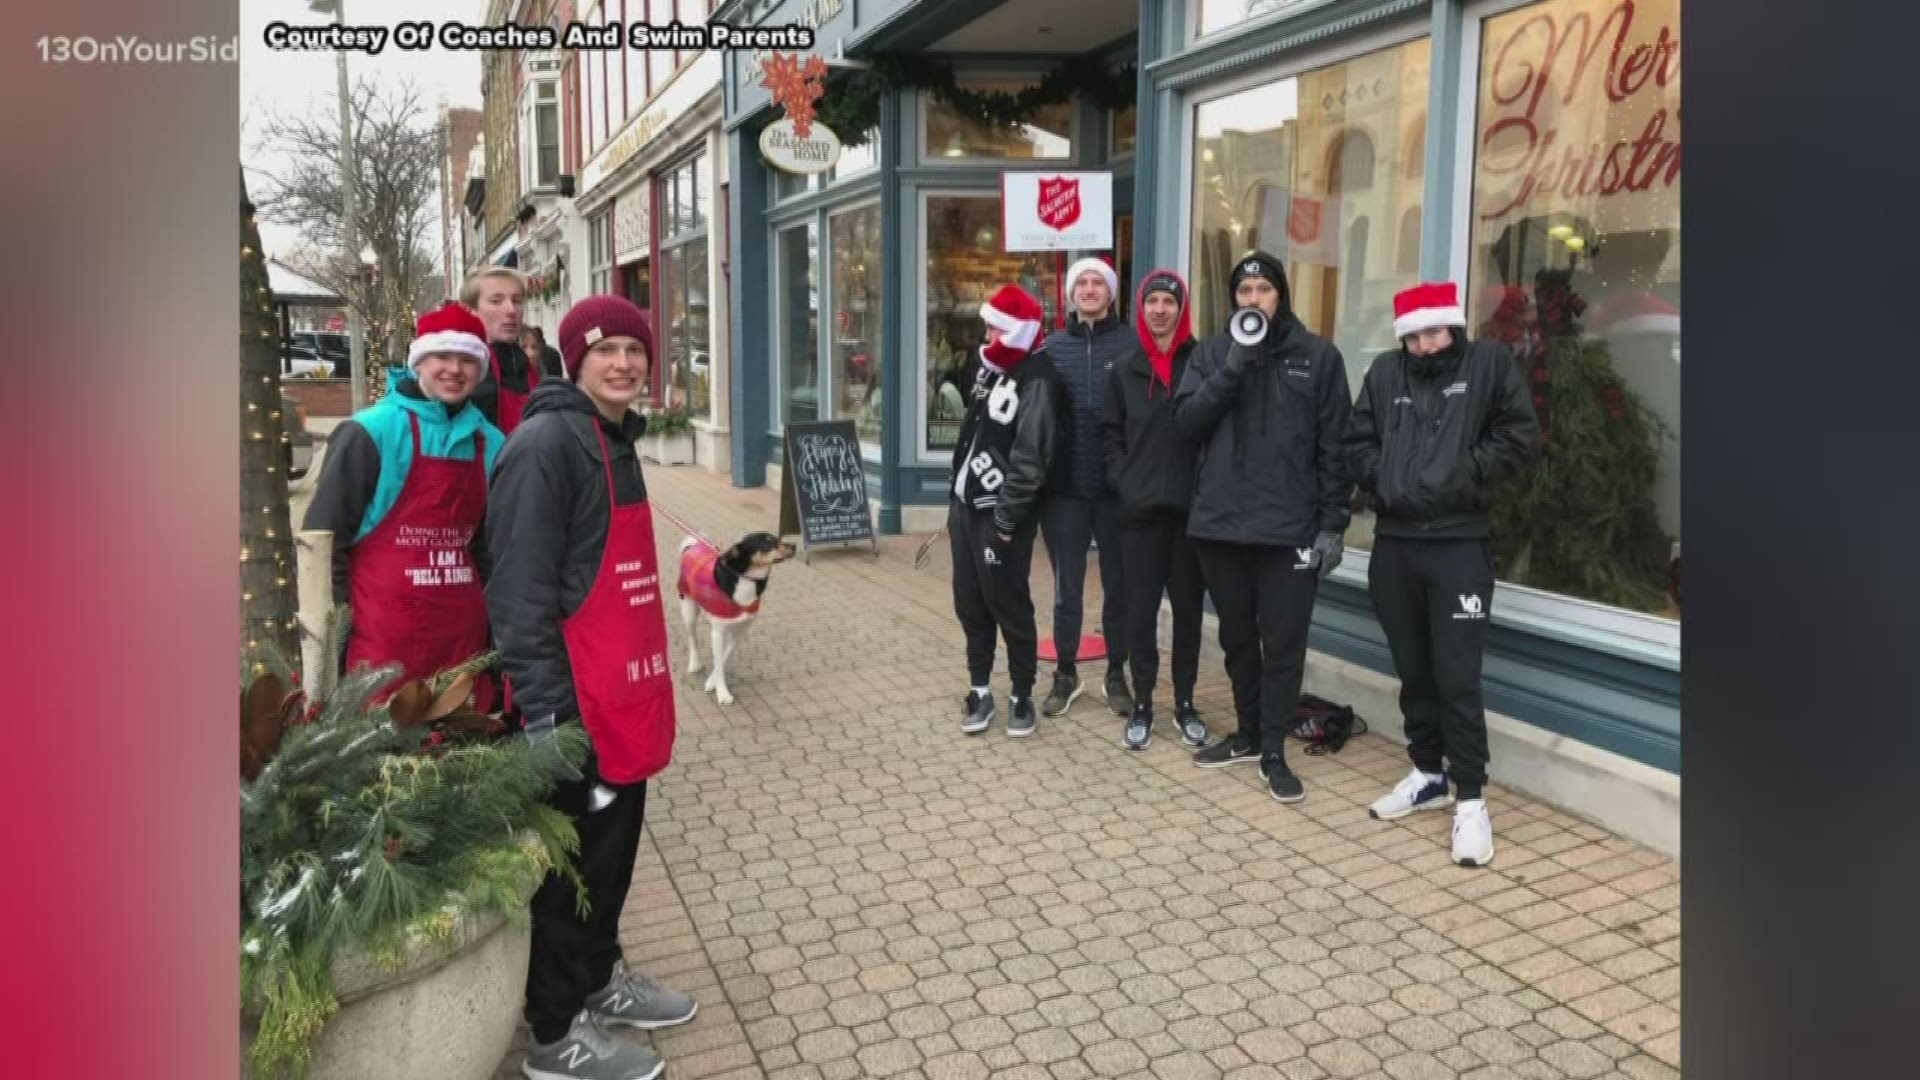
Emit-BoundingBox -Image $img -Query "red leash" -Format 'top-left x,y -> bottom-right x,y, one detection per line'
650,502 -> 716,549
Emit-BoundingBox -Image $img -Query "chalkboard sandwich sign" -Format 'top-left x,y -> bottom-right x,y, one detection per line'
779,420 -> 879,562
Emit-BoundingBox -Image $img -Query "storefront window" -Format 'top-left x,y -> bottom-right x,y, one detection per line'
1198,0 -> 1317,39
1468,0 -> 1681,619
923,195 -> 1063,453
776,222 -> 820,427
924,80 -> 1072,161
831,130 -> 880,182
830,204 -> 882,451
657,152 -> 711,418
1190,36 -> 1431,395
588,209 -> 612,295
1111,105 -> 1138,156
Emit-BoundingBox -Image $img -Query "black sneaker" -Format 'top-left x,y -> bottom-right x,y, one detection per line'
1040,670 -> 1083,717
1104,669 -> 1135,717
1174,700 -> 1209,748
961,691 -> 995,735
1192,734 -> 1260,768
1123,703 -> 1152,751
1007,697 -> 1037,738
1263,752 -> 1306,804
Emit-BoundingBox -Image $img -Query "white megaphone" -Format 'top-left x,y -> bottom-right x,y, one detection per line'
1229,305 -> 1269,346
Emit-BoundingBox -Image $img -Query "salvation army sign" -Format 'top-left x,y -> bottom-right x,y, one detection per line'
760,117 -> 842,175
1002,171 -> 1113,252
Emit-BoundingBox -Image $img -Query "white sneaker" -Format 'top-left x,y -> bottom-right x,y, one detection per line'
1452,799 -> 1495,867
1369,769 -> 1453,821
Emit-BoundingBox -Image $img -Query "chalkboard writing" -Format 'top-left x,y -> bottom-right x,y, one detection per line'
782,421 -> 875,548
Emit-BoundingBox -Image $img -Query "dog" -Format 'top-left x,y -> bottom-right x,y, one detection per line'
677,532 -> 796,704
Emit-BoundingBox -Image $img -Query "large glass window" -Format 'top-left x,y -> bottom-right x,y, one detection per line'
588,209 -> 612,295
1111,105 -> 1138,156
830,204 -> 882,451
1198,0 -> 1318,39
924,79 -> 1072,161
657,152 -> 712,418
923,195 -> 1063,453
1190,36 -> 1431,394
776,222 -> 820,426
1467,0 -> 1681,618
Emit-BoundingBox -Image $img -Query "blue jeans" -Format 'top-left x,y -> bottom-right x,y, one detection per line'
1040,495 -> 1128,678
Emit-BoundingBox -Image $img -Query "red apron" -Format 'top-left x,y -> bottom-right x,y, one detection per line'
490,344 -> 539,435
559,419 -> 677,783
344,412 -> 495,711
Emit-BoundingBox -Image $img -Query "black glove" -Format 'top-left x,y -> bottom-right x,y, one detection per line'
523,712 -> 584,783
1223,338 -> 1262,376
1309,532 -> 1345,581
984,527 -> 1015,570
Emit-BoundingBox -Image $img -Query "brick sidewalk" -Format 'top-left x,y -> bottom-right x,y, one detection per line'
496,466 -> 1680,1080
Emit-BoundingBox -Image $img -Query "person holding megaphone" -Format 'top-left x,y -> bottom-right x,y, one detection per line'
1174,250 -> 1354,805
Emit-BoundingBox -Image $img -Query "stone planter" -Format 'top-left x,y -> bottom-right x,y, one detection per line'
242,896 -> 533,1080
641,432 -> 694,466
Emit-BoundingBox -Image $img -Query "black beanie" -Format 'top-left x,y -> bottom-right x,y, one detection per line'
1227,250 -> 1289,310
1142,271 -> 1185,308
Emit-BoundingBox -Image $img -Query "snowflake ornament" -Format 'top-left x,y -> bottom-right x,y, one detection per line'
759,52 -> 830,139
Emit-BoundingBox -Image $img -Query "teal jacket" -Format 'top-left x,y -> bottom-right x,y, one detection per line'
302,368 -> 505,600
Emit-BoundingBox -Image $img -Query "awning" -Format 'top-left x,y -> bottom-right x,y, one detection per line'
266,259 -> 344,305
488,236 -> 519,266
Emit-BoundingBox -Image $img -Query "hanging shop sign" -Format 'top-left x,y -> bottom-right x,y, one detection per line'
1001,171 -> 1114,252
760,116 -> 842,174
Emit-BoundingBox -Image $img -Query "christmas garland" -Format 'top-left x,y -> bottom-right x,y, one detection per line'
815,53 -> 1137,149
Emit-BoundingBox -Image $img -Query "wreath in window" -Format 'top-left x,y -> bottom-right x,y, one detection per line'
814,54 -> 1137,150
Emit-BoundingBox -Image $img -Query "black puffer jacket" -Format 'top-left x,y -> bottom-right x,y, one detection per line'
1041,313 -> 1133,499
1345,336 -> 1538,539
484,380 -> 649,726
1173,258 -> 1353,548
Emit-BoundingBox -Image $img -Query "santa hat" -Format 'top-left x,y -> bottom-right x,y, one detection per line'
557,294 -> 654,381
979,285 -> 1045,370
1392,281 -> 1468,339
1064,255 -> 1119,307
1587,291 -> 1680,337
407,302 -> 490,370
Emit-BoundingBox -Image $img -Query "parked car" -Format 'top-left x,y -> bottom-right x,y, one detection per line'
294,331 -> 350,366
282,344 -> 334,378
282,392 -> 315,480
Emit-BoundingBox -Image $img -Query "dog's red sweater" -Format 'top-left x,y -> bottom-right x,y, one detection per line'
678,541 -> 761,619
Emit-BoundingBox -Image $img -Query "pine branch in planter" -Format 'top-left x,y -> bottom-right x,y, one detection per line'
240,612 -> 588,1079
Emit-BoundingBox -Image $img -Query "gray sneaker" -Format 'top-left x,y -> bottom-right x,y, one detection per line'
1040,671 -> 1083,717
523,1011 -> 663,1080
587,960 -> 698,1030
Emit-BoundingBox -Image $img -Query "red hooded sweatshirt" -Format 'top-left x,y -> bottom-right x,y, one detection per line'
1133,268 -> 1194,398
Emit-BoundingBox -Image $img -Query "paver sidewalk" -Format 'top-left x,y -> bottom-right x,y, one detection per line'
496,466 -> 1680,1080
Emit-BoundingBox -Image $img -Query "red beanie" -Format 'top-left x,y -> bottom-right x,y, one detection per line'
557,294 -> 654,380
979,285 -> 1045,369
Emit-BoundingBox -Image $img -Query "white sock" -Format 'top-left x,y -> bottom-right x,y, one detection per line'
1421,769 -> 1447,783
972,685 -> 991,698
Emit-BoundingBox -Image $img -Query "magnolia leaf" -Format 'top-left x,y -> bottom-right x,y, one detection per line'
241,673 -> 291,781
387,680 -> 434,730
427,672 -> 475,721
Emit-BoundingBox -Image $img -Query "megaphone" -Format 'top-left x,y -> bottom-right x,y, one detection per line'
1229,306 -> 1269,346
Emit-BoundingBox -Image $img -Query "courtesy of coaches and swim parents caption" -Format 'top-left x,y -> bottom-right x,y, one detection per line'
263,18 -> 817,56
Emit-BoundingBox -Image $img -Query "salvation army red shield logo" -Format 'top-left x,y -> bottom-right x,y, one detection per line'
1287,196 -> 1323,246
1037,176 -> 1082,231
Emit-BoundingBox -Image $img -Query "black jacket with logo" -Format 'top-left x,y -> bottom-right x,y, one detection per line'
484,380 -> 649,726
1103,271 -> 1201,521
1174,315 -> 1353,549
1041,312 -> 1133,500
1344,338 -> 1539,540
949,347 -> 1066,535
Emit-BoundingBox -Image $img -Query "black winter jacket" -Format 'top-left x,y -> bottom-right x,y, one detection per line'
1345,338 -> 1538,539
471,340 -> 564,430
1103,342 -> 1200,521
1174,315 -> 1354,548
949,347 -> 1066,535
484,380 -> 650,726
1041,313 -> 1133,500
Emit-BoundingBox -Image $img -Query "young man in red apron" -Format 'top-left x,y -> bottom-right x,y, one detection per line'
461,266 -> 561,435
486,294 -> 692,1080
302,302 -> 503,709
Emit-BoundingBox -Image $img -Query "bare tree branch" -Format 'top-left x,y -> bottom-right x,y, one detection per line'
253,77 -> 448,371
